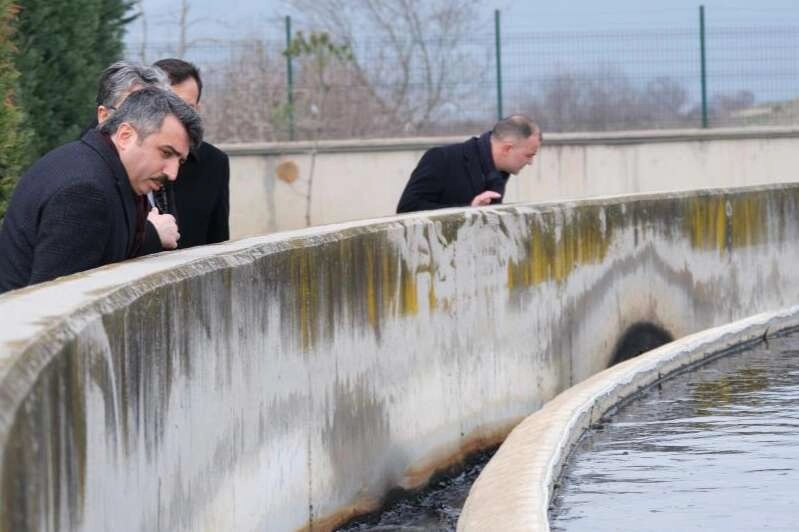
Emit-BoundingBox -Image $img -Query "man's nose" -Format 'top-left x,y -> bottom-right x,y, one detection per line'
165,159 -> 180,180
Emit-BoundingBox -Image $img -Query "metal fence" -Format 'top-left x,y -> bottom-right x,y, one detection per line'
127,16 -> 799,143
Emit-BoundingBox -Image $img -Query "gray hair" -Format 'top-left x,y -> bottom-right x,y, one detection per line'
99,86 -> 203,150
492,114 -> 542,143
96,61 -> 169,108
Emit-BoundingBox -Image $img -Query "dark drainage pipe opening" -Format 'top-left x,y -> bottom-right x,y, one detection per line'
609,322 -> 673,367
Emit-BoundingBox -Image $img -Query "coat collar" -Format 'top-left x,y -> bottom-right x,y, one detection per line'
80,128 -> 137,238
463,136 -> 486,197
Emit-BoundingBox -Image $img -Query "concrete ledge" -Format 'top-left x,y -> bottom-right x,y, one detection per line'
219,126 -> 799,155
3,184 -> 799,531
457,306 -> 799,532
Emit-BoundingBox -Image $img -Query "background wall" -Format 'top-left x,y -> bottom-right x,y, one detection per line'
1,185 -> 798,531
222,127 -> 799,237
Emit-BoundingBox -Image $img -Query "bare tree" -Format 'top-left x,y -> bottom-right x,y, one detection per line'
141,0 -> 225,60
201,39 -> 289,142
540,70 -> 587,131
583,65 -> 642,131
641,76 -> 689,126
520,68 -> 697,132
287,0 -> 485,136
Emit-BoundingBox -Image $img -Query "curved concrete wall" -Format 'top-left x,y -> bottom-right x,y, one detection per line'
1,184 -> 799,531
457,307 -> 799,531
223,127 -> 799,236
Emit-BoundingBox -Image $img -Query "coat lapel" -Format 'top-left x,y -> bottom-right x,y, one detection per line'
463,137 -> 485,198
80,130 -> 137,239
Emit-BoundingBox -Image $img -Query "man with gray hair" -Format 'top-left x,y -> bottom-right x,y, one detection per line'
93,61 -> 180,253
396,114 -> 542,213
0,87 -> 203,293
95,60 -> 169,123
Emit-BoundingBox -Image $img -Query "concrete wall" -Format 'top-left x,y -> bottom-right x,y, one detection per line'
458,307 -> 799,532
222,127 -> 799,237
1,184 -> 799,531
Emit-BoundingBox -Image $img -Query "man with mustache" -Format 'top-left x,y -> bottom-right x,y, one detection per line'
0,87 -> 203,294
93,61 -> 181,253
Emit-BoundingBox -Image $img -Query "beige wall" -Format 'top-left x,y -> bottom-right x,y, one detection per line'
221,127 -> 799,237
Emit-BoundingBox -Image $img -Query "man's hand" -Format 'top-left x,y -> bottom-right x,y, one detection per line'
471,190 -> 502,207
147,207 -> 180,249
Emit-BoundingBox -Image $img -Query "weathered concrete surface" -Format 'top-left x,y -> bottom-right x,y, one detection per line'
1,184 -> 799,531
457,307 -> 799,532
222,127 -> 799,236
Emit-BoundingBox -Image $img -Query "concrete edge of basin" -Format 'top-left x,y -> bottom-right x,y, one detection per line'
456,305 -> 799,532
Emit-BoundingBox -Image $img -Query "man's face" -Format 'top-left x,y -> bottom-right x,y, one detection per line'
171,77 -> 200,109
500,134 -> 541,175
114,115 -> 190,195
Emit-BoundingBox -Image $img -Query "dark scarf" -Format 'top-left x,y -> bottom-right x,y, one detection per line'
128,195 -> 148,258
477,131 -> 510,199
99,133 -> 147,258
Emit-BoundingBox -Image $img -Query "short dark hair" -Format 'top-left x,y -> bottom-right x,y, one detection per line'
99,86 -> 203,150
492,114 -> 542,143
153,58 -> 203,103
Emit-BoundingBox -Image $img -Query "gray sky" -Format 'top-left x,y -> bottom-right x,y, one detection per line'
127,0 -> 799,46
126,0 -> 799,108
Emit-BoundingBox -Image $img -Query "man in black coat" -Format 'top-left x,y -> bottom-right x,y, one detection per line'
92,60 -> 181,254
154,58 -> 230,248
0,87 -> 203,294
396,115 -> 542,213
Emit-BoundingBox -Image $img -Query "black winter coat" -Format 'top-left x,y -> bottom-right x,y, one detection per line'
396,136 -> 502,213
0,130 -> 138,293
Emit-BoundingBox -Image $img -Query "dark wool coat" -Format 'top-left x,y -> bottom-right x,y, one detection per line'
172,141 -> 230,248
396,135 -> 506,214
0,130 -> 138,293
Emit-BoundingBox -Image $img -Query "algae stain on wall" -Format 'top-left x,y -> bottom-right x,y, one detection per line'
284,232 -> 421,352
684,193 -> 769,252
506,206 -> 616,290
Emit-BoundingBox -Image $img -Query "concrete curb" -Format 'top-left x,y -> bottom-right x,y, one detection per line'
457,306 -> 799,532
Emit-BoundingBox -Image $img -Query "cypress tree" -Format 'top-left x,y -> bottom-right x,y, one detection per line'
0,0 -> 28,220
13,0 -> 136,161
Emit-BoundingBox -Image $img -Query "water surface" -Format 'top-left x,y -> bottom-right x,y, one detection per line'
550,332 -> 799,531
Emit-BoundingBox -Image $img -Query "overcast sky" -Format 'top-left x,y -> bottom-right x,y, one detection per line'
127,0 -> 799,46
125,0 -> 799,108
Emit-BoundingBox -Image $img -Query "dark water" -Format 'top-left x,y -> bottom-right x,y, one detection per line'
550,331 -> 799,531
336,448 -> 496,531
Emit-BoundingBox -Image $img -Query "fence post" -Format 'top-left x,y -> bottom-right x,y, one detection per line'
494,9 -> 503,120
285,15 -> 295,140
699,5 -> 708,128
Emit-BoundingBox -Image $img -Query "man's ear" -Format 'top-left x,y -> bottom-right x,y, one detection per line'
114,122 -> 137,150
96,106 -> 110,124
